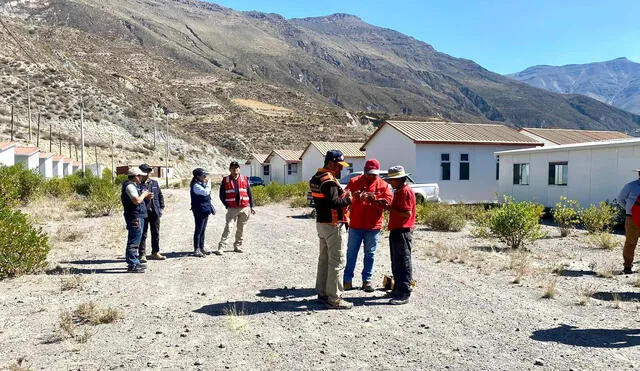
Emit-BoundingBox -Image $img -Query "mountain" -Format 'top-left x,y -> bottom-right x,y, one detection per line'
508,57 -> 640,115
1,0 -> 639,173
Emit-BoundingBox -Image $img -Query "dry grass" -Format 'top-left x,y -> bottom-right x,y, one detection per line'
6,357 -> 30,371
426,242 -> 470,264
60,275 -> 84,291
634,276 -> 640,288
55,226 -> 85,242
73,301 -> 122,325
574,283 -> 599,306
223,303 -> 249,332
585,232 -> 622,250
595,263 -> 616,279
541,278 -> 558,299
611,293 -> 622,309
59,312 -> 76,338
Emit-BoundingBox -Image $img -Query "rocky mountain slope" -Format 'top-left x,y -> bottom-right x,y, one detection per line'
508,57 -> 640,115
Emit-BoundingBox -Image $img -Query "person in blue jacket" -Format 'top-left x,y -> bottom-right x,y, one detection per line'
190,168 -> 216,257
138,163 -> 166,261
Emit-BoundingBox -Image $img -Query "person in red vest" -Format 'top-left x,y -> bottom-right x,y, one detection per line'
216,161 -> 256,254
343,159 -> 393,292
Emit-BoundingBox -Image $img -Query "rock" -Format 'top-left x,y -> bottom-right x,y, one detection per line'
341,353 -> 346,357
365,317 -> 370,322
180,333 -> 187,337
534,359 -> 544,366
155,331 -> 163,335
193,360 -> 202,366
218,343 -> 226,349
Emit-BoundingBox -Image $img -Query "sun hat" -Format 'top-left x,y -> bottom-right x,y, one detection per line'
139,163 -> 153,173
386,165 -> 410,179
127,167 -> 145,177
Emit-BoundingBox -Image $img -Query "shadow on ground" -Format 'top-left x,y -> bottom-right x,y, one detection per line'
46,265 -> 128,275
592,291 -> 640,302
558,269 -> 597,277
531,324 -> 640,348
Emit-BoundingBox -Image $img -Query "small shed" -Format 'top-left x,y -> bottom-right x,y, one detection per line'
245,153 -> 270,181
496,138 -> 640,208
63,158 -> 74,176
265,149 -> 304,185
0,142 -> 16,167
14,146 -> 40,171
38,152 -> 54,178
300,141 -> 366,182
72,161 -> 81,174
52,155 -> 65,178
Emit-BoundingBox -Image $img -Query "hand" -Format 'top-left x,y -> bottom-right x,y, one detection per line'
375,199 -> 390,208
343,189 -> 352,199
250,208 -> 256,215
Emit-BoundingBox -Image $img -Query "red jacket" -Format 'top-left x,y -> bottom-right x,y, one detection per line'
346,174 -> 393,230
388,183 -> 416,230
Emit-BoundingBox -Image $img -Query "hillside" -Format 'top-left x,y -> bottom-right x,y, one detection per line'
508,57 -> 640,115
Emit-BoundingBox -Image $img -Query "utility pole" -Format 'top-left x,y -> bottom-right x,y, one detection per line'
49,121 -> 52,152
110,135 -> 115,184
68,141 -> 72,158
10,105 -> 14,141
165,113 -> 169,188
36,111 -> 41,147
27,79 -> 32,143
58,123 -> 62,154
95,145 -> 99,178
80,97 -> 85,177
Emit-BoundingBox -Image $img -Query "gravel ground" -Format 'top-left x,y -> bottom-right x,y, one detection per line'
1,188 -> 639,370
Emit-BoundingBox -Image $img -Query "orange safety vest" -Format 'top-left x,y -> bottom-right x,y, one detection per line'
223,175 -> 250,208
309,169 -> 349,225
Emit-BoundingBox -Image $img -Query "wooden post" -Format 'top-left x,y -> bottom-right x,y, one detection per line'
75,143 -> 78,161
165,114 -> 169,188
69,140 -> 72,158
49,121 -> 52,152
110,135 -> 115,184
36,111 -> 41,147
10,105 -> 14,141
80,98 -> 85,177
58,123 -> 62,154
27,79 -> 32,143
95,145 -> 98,178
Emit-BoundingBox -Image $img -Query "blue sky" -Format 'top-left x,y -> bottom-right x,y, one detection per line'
209,0 -> 639,75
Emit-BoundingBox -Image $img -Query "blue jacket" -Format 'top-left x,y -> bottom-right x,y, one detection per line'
121,180 -> 148,220
190,180 -> 215,216
141,178 -> 164,216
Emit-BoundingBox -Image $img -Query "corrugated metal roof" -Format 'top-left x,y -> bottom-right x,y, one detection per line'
39,152 -> 54,159
267,149 -> 304,163
15,146 -> 39,156
0,142 -> 16,151
496,137 -> 640,155
52,155 -> 64,161
520,128 -> 631,145
307,141 -> 365,158
247,153 -> 269,164
386,121 -> 541,145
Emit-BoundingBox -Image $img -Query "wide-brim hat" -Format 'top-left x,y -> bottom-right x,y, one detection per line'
387,165 -> 410,179
127,167 -> 146,177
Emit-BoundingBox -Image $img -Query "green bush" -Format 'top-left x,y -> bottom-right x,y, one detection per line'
249,182 -> 308,206
251,185 -> 270,206
83,182 -> 120,217
473,196 -> 546,249
416,203 -> 466,232
114,174 -> 128,185
0,205 -> 50,279
551,196 -> 580,237
289,195 -> 308,208
0,164 -> 44,207
44,177 -> 76,198
579,202 -> 617,233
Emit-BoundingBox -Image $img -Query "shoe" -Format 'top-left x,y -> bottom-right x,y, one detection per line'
149,253 -> 166,260
327,298 -> 353,310
343,282 -> 353,291
193,249 -> 205,257
389,295 -> 410,305
127,265 -> 146,273
201,249 -> 212,255
362,281 -> 375,293
139,256 -> 148,263
623,266 -> 633,274
317,295 -> 328,304
213,250 -> 223,255
233,248 -> 243,253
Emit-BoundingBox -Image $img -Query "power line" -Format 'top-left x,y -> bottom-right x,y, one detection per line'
0,16 -> 40,67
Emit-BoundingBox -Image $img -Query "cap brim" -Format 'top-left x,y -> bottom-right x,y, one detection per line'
337,161 -> 350,167
387,172 -> 410,179
365,169 -> 380,175
633,169 -> 640,172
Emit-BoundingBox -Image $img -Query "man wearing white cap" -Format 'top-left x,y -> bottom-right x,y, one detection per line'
617,169 -> 640,274
121,167 -> 151,273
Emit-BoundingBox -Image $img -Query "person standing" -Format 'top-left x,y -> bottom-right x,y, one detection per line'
190,168 -> 216,257
310,150 -> 353,309
138,163 -> 166,261
617,169 -> 640,274
121,167 -> 150,273
343,159 -> 393,292
216,161 -> 255,254
377,165 -> 416,305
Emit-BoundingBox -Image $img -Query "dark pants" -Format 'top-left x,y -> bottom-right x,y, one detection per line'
193,213 -> 209,251
389,228 -> 413,297
125,217 -> 143,268
139,212 -> 161,256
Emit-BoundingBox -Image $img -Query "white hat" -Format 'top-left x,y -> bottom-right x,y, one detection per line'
127,167 -> 145,177
387,165 -> 411,179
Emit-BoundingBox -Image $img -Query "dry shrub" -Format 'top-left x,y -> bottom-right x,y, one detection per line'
586,232 -> 621,250
72,301 -> 123,325
223,303 -> 248,332
574,283 -> 599,306
60,275 -> 84,291
541,278 -> 558,299
55,226 -> 85,242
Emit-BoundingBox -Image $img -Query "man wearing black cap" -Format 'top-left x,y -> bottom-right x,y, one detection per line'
216,161 -> 256,254
309,150 -> 353,309
138,163 -> 166,261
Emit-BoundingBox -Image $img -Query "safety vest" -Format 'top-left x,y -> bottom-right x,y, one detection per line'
223,175 -> 250,208
632,195 -> 640,227
309,169 -> 350,225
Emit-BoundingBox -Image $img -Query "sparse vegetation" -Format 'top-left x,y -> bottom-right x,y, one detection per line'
223,303 -> 249,332
541,278 -> 558,299
575,283 -> 599,306
0,206 -> 50,280
579,202 -> 617,234
552,196 -> 580,237
60,275 -> 84,291
416,203 -> 466,232
586,232 -> 621,250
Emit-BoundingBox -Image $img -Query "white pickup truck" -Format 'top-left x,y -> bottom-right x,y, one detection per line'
307,171 -> 440,206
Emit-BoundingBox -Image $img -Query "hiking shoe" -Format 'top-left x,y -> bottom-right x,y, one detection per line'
327,298 -> 353,310
201,249 -> 212,255
193,249 -> 205,257
127,265 -> 146,273
317,295 -> 328,304
213,250 -> 223,256
149,253 -> 166,260
233,248 -> 243,253
139,255 -> 148,263
362,281 -> 375,293
623,266 -> 633,275
389,295 -> 410,305
343,282 -> 353,291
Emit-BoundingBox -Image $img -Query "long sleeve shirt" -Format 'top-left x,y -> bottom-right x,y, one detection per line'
618,179 -> 640,215
193,181 -> 211,196
219,177 -> 254,208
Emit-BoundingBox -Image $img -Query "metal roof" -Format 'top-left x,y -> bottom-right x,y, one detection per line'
304,141 -> 366,158
388,121 -> 540,145
266,149 -> 304,163
246,153 -> 269,164
0,142 -> 16,151
14,146 -> 39,156
520,128 -> 631,145
496,137 -> 640,155
39,152 -> 54,159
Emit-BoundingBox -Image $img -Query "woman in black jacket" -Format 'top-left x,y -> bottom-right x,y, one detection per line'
190,168 -> 215,257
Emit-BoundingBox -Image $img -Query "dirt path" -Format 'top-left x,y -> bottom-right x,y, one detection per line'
1,188 -> 639,370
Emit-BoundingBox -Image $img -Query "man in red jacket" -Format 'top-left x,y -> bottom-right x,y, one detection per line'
343,159 -> 393,292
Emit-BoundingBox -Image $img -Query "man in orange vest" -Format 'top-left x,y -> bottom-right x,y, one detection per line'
216,161 -> 256,254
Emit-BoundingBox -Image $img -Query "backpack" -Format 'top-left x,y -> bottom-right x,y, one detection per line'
632,195 -> 640,227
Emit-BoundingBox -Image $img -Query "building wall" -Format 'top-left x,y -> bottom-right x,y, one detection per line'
246,159 -> 270,182
39,158 -> 53,178
64,163 -> 73,176
498,144 -> 640,208
85,164 -> 105,178
301,146 -> 324,182
16,154 -> 39,170
52,160 -> 64,178
0,148 -> 15,167
365,125 -> 417,175
269,155 -> 302,184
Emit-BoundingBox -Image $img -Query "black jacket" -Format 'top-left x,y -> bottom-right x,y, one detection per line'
309,169 -> 351,224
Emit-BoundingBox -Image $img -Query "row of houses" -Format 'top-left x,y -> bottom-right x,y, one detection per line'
0,142 -> 104,178
244,123 -> 637,207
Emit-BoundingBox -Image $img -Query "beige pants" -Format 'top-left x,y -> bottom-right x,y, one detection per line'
316,223 -> 346,303
218,207 -> 251,250
623,216 -> 640,268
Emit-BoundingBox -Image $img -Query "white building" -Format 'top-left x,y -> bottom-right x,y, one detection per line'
63,158 -> 74,176
52,155 -> 65,178
361,121 -> 541,202
519,128 -> 630,146
245,153 -> 270,181
300,141 -> 366,182
38,152 -> 54,178
14,147 -> 40,170
0,142 -> 16,167
496,138 -> 640,208
264,149 -> 303,185
86,163 -> 106,178
72,161 -> 81,174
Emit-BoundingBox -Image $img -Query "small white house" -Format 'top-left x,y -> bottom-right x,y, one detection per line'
496,138 -> 640,208
245,153 -> 270,181
52,155 -> 65,178
63,158 -> 74,176
0,142 -> 16,167
14,146 -> 40,170
361,121 -> 541,202
38,152 -> 54,178
264,149 -> 303,185
300,141 -> 366,182
519,128 -> 630,146
86,163 -> 106,178
72,161 -> 81,174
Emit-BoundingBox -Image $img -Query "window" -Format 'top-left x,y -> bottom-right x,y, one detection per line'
287,163 -> 298,175
262,165 -> 270,176
459,153 -> 469,180
513,163 -> 529,185
548,162 -> 568,185
440,153 -> 450,181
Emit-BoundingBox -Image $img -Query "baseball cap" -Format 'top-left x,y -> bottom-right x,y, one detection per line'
192,168 -> 209,177
139,163 -> 153,173
364,159 -> 381,175
127,167 -> 145,177
229,161 -> 240,168
324,150 -> 349,167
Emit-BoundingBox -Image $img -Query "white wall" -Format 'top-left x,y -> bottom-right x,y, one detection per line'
301,146 -> 324,182
64,162 -> 73,176
0,148 -> 15,167
269,155 -> 302,184
39,158 -> 53,178
86,164 -> 105,178
245,158 -> 270,182
498,144 -> 640,208
365,125 -> 417,175
52,160 -> 64,178
16,154 -> 39,170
